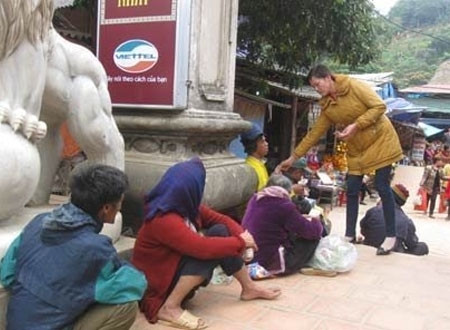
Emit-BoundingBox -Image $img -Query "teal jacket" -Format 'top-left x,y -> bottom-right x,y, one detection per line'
0,203 -> 147,330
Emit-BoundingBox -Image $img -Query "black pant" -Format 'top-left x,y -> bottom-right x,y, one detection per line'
427,190 -> 439,216
360,182 -> 372,201
284,234 -> 320,275
168,224 -> 244,301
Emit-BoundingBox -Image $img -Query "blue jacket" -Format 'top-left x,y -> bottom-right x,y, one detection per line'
0,203 -> 147,330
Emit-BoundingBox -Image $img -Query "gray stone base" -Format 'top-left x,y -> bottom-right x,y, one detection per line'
125,153 -> 256,211
116,109 -> 256,211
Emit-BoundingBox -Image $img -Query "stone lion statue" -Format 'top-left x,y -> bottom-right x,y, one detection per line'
0,0 -> 125,219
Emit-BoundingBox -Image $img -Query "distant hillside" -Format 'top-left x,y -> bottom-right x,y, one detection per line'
369,0 -> 450,88
429,60 -> 450,84
373,23 -> 450,88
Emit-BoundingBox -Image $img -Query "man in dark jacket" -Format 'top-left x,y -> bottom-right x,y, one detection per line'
360,183 -> 429,256
0,164 -> 147,330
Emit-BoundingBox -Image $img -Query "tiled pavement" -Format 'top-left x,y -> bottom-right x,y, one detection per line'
131,165 -> 450,330
2,166 -> 449,330
131,244 -> 450,330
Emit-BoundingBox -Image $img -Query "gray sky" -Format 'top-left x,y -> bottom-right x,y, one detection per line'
371,0 -> 399,15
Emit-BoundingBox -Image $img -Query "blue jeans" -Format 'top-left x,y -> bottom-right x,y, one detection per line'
346,165 -> 396,238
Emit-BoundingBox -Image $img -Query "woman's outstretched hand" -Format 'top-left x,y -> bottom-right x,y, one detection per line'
274,155 -> 296,174
334,123 -> 358,141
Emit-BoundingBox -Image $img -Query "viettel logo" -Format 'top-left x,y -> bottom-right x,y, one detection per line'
113,39 -> 158,73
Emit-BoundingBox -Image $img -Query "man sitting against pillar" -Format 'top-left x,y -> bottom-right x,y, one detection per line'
240,123 -> 270,191
0,164 -> 147,330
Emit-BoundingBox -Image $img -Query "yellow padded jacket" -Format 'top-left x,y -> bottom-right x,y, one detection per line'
293,75 -> 403,175
246,156 -> 269,191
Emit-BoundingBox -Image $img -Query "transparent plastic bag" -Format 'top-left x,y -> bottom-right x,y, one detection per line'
247,262 -> 274,280
210,266 -> 233,285
307,235 -> 357,273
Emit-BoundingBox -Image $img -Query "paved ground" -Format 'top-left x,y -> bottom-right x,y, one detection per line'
131,165 -> 450,330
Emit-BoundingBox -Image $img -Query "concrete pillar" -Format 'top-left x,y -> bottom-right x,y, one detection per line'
115,0 -> 256,210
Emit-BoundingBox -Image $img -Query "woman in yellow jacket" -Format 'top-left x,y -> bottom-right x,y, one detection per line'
277,65 -> 403,255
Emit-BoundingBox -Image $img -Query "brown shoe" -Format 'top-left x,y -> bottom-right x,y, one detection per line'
300,267 -> 337,277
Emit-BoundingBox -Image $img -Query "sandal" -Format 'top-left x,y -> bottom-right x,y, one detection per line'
158,310 -> 208,330
300,267 -> 337,277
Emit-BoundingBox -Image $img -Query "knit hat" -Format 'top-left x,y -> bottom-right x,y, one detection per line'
292,157 -> 307,169
240,122 -> 264,143
392,183 -> 409,206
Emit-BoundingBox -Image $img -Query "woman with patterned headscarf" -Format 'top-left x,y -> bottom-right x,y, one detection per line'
132,158 -> 281,329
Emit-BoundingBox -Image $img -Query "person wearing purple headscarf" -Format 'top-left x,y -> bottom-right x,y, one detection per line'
132,158 -> 281,329
242,174 -> 324,276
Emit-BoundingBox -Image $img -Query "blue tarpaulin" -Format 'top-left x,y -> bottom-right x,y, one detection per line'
417,122 -> 444,138
385,97 -> 426,124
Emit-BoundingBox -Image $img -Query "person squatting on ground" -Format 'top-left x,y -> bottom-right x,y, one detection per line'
0,164 -> 147,330
359,175 -> 375,205
284,157 -> 317,212
359,184 -> 429,256
276,64 -> 403,255
242,174 -> 329,276
131,158 -> 281,330
420,157 -> 444,219
240,122 -> 270,191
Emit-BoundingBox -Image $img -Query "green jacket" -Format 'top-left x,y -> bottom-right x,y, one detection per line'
0,203 -> 147,330
293,75 -> 403,175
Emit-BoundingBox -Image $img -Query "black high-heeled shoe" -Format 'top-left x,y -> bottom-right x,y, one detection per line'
376,238 -> 398,256
350,237 -> 363,244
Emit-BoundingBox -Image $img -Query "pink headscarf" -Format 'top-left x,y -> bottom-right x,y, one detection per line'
256,186 -> 290,201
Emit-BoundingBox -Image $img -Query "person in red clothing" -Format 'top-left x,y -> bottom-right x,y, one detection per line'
132,158 -> 281,329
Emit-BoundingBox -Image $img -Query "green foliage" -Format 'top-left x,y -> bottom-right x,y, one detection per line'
237,0 -> 380,88
327,0 -> 450,88
389,0 -> 450,29
370,22 -> 450,88
72,0 -> 94,8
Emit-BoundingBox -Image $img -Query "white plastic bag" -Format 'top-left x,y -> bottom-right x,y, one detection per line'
412,193 -> 422,206
308,235 -> 357,273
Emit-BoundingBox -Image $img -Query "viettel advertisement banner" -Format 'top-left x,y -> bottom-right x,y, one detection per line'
97,0 -> 190,109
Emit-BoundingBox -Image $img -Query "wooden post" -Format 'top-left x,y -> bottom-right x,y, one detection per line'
290,96 -> 298,154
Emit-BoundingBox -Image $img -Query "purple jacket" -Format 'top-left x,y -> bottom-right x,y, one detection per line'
242,194 -> 323,272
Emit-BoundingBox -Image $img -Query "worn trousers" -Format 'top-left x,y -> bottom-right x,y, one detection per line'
346,165 -> 396,238
167,224 -> 244,301
427,190 -> 439,216
73,301 -> 138,330
284,235 -> 320,274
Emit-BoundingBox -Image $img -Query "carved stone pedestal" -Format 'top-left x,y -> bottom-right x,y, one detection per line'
113,0 -> 254,213
116,109 -> 256,211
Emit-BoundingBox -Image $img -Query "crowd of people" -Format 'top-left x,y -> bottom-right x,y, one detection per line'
418,139 -> 450,220
0,64 -> 436,330
424,140 -> 450,165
